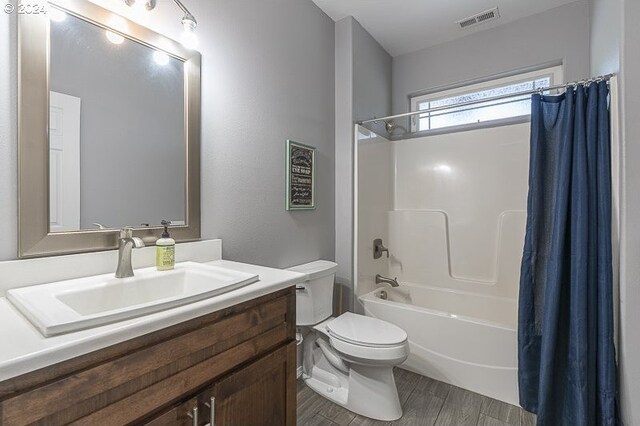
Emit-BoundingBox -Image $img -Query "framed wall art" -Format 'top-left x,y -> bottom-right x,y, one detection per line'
286,140 -> 315,210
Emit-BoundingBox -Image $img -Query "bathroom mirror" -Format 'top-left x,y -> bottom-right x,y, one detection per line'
18,0 -> 201,257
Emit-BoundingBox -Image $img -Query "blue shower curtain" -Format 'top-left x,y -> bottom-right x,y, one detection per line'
518,81 -> 617,425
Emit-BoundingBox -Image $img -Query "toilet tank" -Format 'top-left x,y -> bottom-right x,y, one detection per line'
287,260 -> 338,326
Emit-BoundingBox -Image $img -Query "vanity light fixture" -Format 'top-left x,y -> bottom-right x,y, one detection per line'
180,13 -> 198,50
123,0 -> 198,50
124,0 -> 157,11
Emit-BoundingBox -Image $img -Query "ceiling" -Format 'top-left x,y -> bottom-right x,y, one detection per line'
312,0 -> 582,57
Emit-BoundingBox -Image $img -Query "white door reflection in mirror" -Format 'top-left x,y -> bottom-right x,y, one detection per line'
49,91 -> 81,232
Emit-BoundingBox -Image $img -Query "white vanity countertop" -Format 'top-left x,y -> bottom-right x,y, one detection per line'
0,260 -> 306,382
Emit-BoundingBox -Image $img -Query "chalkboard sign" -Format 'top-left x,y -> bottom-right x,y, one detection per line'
286,140 -> 315,210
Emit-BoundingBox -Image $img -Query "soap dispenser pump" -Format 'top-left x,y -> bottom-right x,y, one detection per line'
156,220 -> 175,271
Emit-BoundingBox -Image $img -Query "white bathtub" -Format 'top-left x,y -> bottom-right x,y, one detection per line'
359,284 -> 519,405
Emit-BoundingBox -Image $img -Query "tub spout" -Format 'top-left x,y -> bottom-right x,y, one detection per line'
376,274 -> 399,287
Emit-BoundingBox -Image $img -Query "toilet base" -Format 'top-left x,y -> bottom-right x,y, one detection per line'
302,335 -> 403,421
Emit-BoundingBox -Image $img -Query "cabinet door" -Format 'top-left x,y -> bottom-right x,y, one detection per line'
141,397 -> 203,426
210,342 -> 296,426
142,397 -> 200,426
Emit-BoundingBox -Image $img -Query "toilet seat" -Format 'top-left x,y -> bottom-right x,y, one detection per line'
327,312 -> 407,347
329,336 -> 409,364
325,313 -> 409,363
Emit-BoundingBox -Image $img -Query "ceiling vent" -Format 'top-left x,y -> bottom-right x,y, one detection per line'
456,7 -> 500,30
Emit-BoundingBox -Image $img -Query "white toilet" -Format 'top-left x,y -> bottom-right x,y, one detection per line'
289,260 -> 409,421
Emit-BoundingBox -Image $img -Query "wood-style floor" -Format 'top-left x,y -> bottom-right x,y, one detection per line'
297,368 -> 537,426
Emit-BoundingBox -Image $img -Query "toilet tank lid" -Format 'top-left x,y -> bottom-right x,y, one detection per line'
286,260 -> 338,281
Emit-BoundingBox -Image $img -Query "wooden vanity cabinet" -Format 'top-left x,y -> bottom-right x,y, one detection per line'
0,287 -> 296,426
143,342 -> 296,426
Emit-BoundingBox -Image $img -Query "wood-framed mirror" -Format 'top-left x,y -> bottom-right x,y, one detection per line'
18,0 -> 201,258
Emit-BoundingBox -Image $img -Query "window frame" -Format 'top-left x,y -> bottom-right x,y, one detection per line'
409,65 -> 564,133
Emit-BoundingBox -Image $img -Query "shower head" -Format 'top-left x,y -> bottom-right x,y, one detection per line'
384,119 -> 408,136
384,120 -> 396,134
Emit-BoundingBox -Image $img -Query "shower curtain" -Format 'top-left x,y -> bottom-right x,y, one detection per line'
518,81 -> 617,425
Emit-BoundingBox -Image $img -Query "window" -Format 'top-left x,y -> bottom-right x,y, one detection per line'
410,66 -> 563,132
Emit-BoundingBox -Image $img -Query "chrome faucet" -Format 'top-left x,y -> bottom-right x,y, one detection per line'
115,227 -> 145,278
376,274 -> 399,287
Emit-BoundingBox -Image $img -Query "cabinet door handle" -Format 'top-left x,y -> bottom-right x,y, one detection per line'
204,397 -> 215,426
186,406 -> 198,426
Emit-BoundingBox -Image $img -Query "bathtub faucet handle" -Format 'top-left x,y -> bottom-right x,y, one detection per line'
373,238 -> 389,259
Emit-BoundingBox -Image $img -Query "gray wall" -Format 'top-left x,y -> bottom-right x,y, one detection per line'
589,0 -> 620,76
0,0 -> 336,268
352,19 -> 393,123
197,0 -> 335,268
334,17 -> 354,308
392,0 -> 591,115
334,16 -> 392,310
50,15 -> 185,229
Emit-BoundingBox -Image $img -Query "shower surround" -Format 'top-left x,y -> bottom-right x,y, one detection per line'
355,123 -> 530,404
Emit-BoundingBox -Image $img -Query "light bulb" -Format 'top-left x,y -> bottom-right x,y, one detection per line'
153,50 -> 169,66
49,8 -> 67,22
180,15 -> 198,50
105,15 -> 127,45
180,29 -> 198,50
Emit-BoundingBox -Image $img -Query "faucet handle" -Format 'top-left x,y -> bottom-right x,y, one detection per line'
373,238 -> 389,259
120,227 -> 134,239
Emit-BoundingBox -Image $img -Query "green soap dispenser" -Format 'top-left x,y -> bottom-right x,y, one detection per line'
156,220 -> 175,271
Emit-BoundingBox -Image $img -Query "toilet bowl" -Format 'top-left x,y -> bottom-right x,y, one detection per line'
288,261 -> 409,421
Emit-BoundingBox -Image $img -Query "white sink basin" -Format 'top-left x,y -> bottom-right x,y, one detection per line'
7,262 -> 259,337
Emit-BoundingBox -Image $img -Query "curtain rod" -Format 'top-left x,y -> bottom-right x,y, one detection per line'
358,73 -> 616,126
